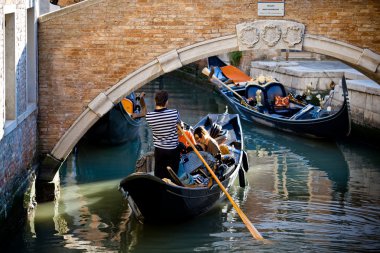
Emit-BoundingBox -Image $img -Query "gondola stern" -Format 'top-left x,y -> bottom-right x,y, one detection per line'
341,75 -> 352,137
118,185 -> 145,223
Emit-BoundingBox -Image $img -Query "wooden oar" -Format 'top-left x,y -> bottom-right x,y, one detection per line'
178,126 -> 264,240
202,67 -> 257,110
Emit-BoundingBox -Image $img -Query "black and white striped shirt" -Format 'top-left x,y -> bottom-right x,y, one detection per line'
146,108 -> 180,149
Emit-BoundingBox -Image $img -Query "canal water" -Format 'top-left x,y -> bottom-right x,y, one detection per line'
4,72 -> 380,252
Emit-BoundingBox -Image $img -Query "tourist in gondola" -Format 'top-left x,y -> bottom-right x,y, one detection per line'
144,90 -> 181,179
193,126 -> 221,157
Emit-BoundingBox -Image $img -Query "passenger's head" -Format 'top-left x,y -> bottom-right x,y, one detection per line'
194,126 -> 209,144
155,90 -> 169,107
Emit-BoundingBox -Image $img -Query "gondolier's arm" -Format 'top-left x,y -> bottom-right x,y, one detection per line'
132,92 -> 147,119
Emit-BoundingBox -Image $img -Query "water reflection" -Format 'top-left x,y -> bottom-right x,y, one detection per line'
242,122 -> 380,252
24,139 -> 141,252
73,138 -> 141,182
60,140 -> 141,251
244,123 -> 349,197
339,141 -> 380,205
119,201 -> 264,253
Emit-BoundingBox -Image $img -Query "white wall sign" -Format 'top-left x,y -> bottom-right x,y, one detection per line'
258,1 -> 285,16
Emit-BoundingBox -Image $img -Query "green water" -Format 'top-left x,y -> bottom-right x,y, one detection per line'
4,72 -> 380,252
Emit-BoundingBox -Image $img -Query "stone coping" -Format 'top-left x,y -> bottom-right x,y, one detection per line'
251,60 -> 365,78
251,60 -> 380,96
38,0 -> 103,23
347,80 -> 380,96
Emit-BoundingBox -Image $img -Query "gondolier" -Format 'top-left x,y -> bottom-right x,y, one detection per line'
119,113 -> 249,223
144,90 -> 181,179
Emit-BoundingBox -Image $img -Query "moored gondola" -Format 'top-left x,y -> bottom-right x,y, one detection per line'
119,113 -> 247,223
205,56 -> 351,139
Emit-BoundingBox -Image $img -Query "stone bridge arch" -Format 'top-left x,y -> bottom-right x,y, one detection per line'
38,0 -> 380,182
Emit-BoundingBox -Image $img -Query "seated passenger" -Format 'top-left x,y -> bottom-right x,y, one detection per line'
193,126 -> 221,157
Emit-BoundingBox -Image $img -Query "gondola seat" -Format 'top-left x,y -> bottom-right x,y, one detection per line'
245,84 -> 265,106
265,82 -> 292,116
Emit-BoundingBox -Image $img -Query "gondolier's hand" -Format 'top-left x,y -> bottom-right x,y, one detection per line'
139,92 -> 146,108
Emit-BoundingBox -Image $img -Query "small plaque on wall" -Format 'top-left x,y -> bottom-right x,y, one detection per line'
258,0 -> 285,16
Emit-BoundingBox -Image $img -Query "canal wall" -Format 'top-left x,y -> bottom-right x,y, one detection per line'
0,1 -> 55,229
0,112 -> 38,228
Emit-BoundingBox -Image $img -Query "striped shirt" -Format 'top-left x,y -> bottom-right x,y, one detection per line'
146,108 -> 180,149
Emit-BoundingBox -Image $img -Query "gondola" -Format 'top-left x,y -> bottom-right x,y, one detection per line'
205,56 -> 351,139
119,113 -> 249,223
84,93 -> 144,145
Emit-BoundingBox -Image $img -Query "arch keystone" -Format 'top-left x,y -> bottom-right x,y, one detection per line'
357,49 -> 380,73
157,50 -> 183,73
88,92 -> 114,117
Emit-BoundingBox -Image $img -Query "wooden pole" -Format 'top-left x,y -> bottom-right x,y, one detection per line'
202,67 -> 253,109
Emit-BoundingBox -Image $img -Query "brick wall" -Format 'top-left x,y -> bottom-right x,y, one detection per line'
38,0 -> 380,154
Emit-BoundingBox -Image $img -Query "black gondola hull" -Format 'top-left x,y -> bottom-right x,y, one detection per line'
221,91 -> 350,138
120,169 -> 238,222
208,56 -> 351,139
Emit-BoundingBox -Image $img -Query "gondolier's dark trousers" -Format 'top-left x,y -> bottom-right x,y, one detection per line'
154,146 -> 180,179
